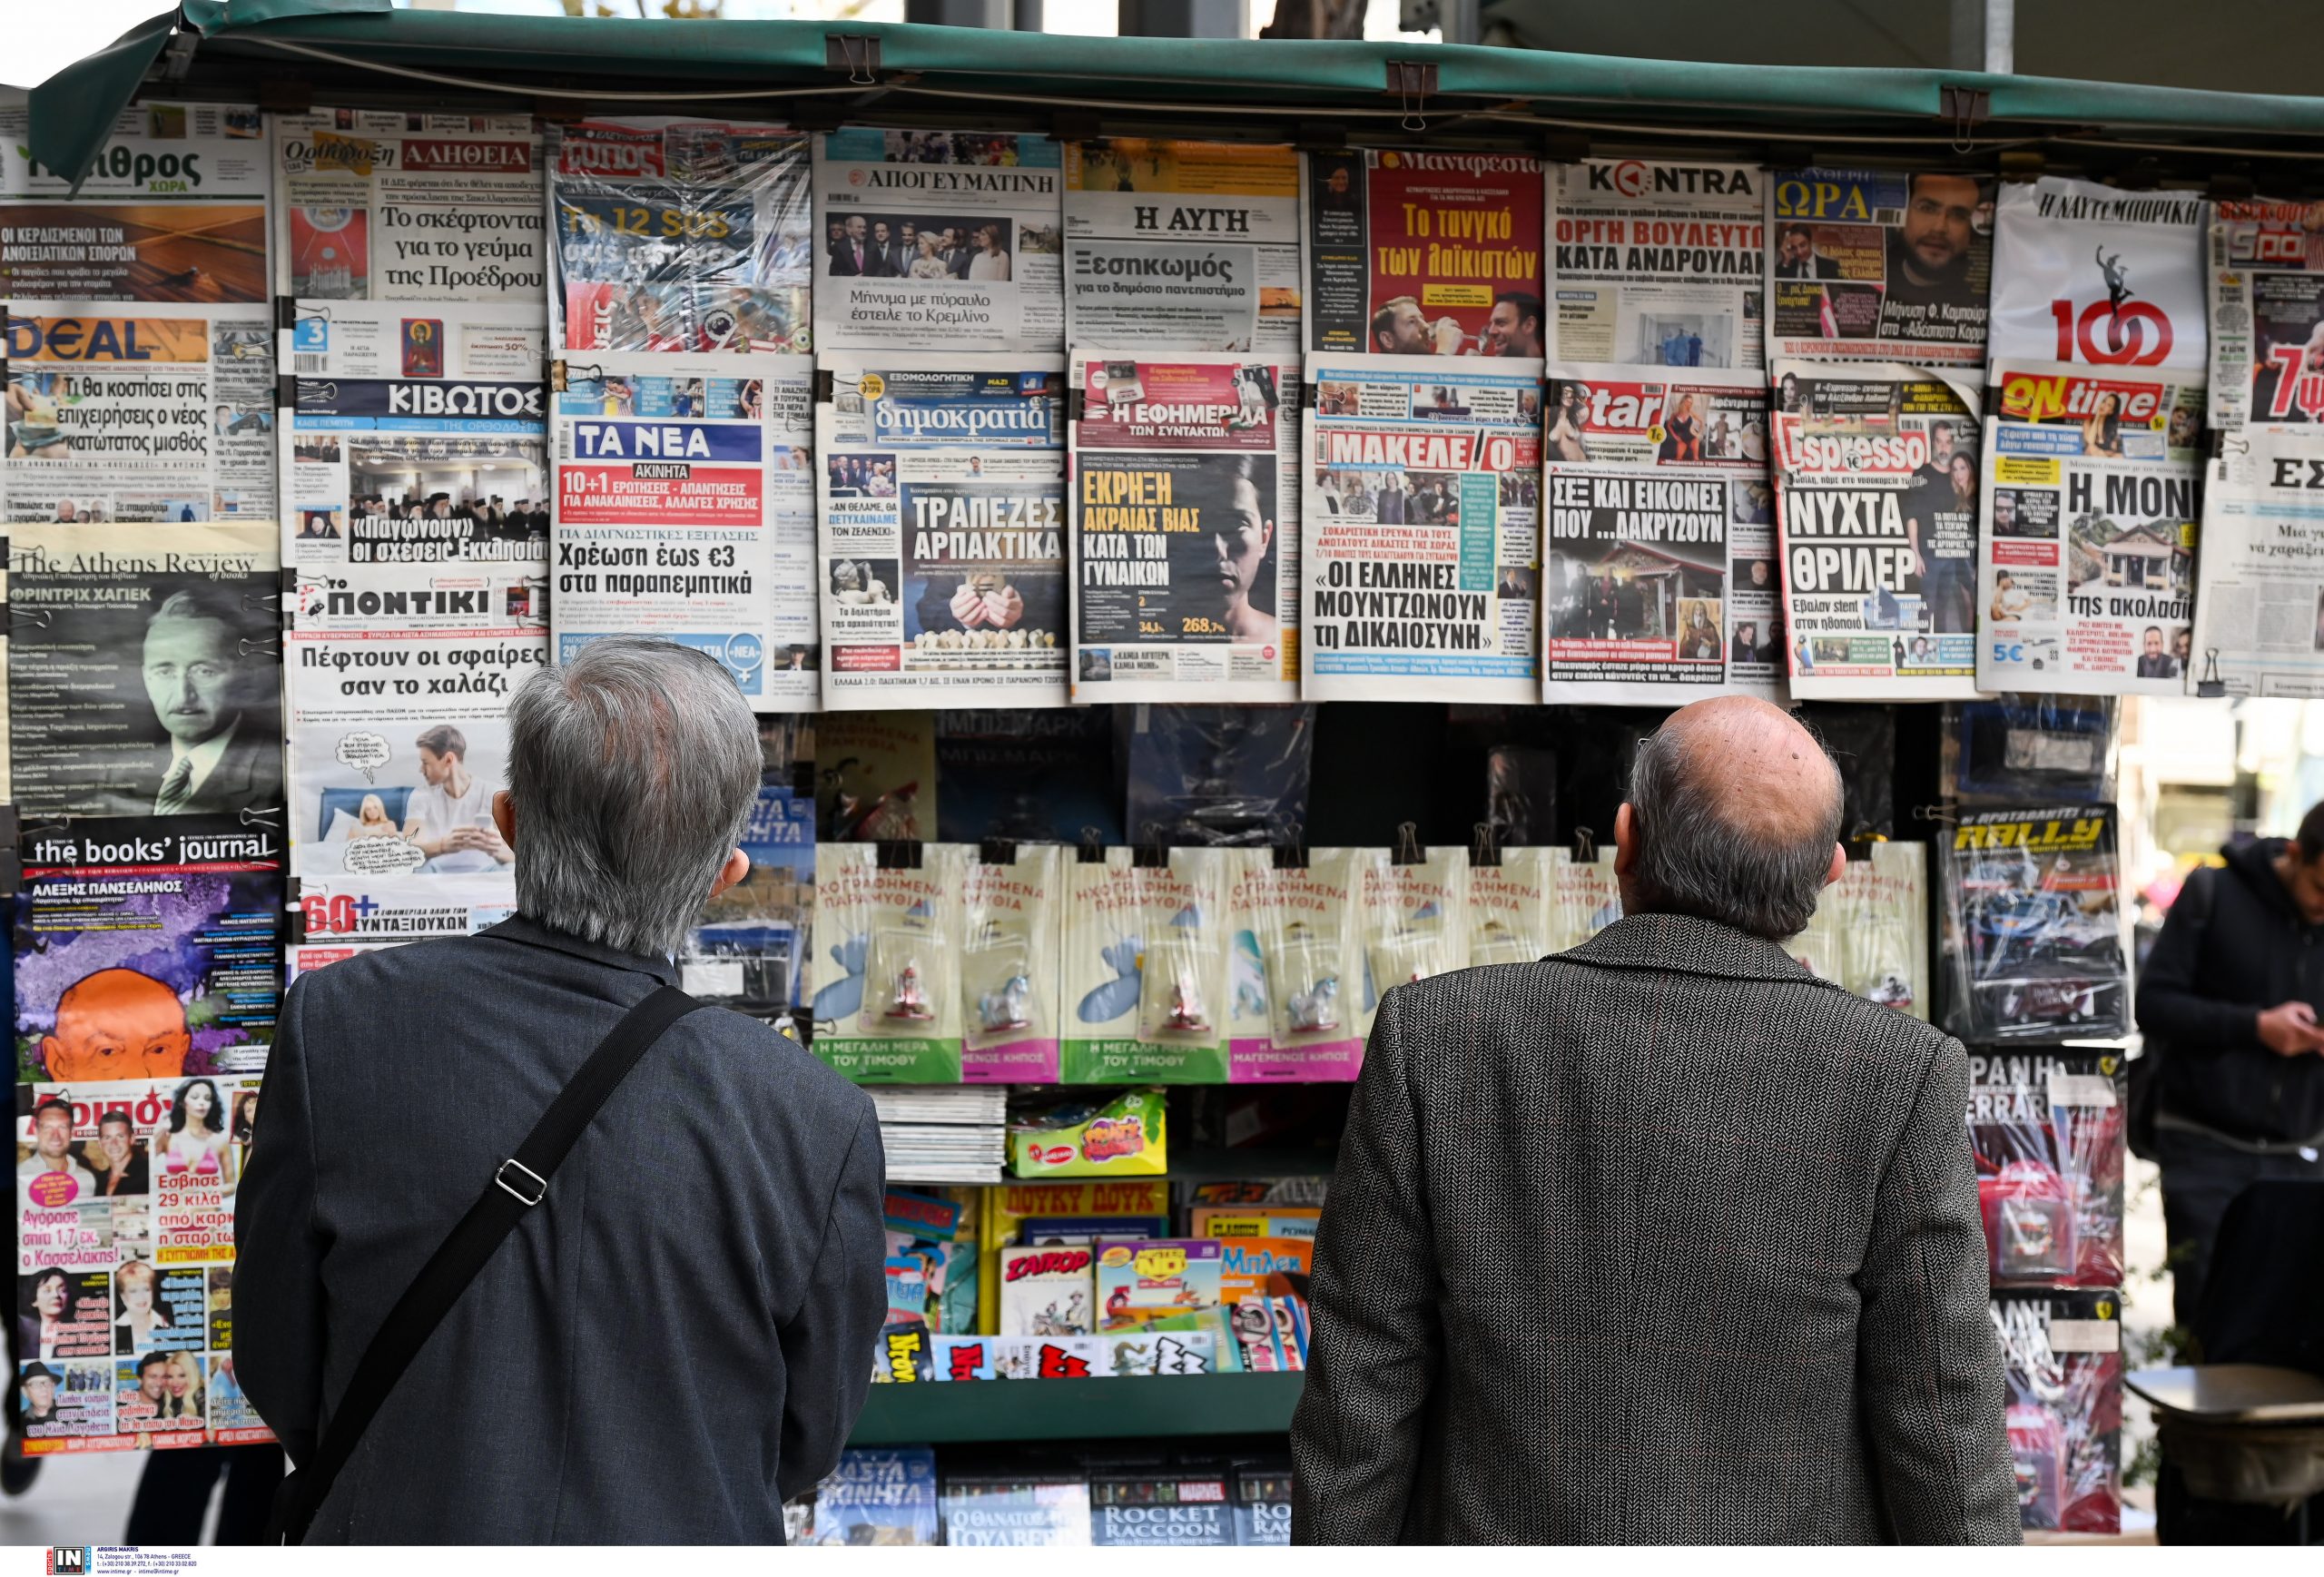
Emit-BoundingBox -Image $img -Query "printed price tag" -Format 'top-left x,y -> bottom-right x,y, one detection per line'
2048,1318 -> 2121,1354
2047,1069 -> 2118,1109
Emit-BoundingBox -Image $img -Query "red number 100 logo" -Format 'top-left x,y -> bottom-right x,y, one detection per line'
2051,299 -> 2173,365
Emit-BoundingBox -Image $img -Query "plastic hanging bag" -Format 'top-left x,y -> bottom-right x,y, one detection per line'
1468,843 -> 1556,966
1060,848 -> 1229,1083
961,843 -> 1062,1083
1225,848 -> 1361,1081
1354,838 -> 1470,1037
806,841 -> 964,1082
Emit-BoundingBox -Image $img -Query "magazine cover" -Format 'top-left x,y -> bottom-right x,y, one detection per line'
1000,1243 -> 1095,1336
6,523 -> 281,820
1302,148 -> 1544,359
1234,1461 -> 1295,1546
1988,177 -> 2205,370
551,350 -> 817,706
1541,363 -> 1779,703
1065,139 -> 1301,353
547,117 -> 812,355
1067,352 -> 1302,703
1941,805 -> 2129,1043
812,129 -> 1063,352
1977,360 -> 2201,695
1548,158 -> 1767,369
1770,360 -> 1983,697
1766,167 -> 1994,365
931,1334 -> 1103,1381
683,779 -> 812,1020
1968,1050 -> 2127,1290
1991,1291 -> 2124,1534
801,1448 -> 940,1546
938,1473 -> 1094,1546
814,712 -> 936,842
1088,1465 -> 1236,1546
2187,424 -> 2324,695
816,353 -> 1067,707
2208,196 -> 2324,433
0,101 -> 267,302
1302,354 -> 1544,702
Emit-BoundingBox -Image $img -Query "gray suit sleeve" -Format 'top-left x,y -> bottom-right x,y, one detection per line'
1288,990 -> 1439,1544
774,1099 -> 887,1501
233,977 -> 329,1465
1856,1036 -> 2023,1544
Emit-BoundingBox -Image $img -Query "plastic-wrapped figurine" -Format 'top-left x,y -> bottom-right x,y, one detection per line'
1285,975 -> 1341,1034
978,971 -> 1032,1033
884,961 -> 934,1021
1164,968 -> 1211,1033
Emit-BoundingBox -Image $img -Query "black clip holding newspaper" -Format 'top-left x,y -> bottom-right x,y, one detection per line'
1391,820 -> 1425,866
978,837 -> 1019,868
1571,826 -> 1598,863
1472,821 -> 1503,871
1078,825 -> 1108,865
1132,822 -> 1169,870
1273,821 -> 1308,871
875,837 -> 924,872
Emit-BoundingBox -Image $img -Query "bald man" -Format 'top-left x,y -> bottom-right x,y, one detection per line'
41,969 -> 192,1082
1293,697 -> 2018,1544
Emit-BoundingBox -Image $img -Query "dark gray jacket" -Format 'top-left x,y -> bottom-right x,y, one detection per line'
236,915 -> 886,1543
1290,912 -> 2019,1544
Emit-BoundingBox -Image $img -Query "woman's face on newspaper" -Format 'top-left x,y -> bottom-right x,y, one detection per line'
1214,478 -> 1272,606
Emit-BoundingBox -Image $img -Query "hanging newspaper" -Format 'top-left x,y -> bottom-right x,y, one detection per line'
816,353 -> 1067,708
2207,196 -> 2324,433
1062,138 -> 1301,353
1767,167 -> 1994,366
1067,352 -> 1301,703
552,351 -> 817,707
1770,360 -> 1982,697
271,108 -> 543,301
547,117 -> 812,355
288,873 -> 515,982
5,303 -> 274,524
285,565 -> 547,878
6,523 -> 281,821
0,101 -> 267,302
1978,360 -> 2202,695
2187,425 -> 2324,695
1541,364 -> 1779,703
1303,149 -> 1545,359
1301,353 -> 1542,702
1989,177 -> 2205,370
280,301 -> 546,567
812,130 -> 1063,352
1548,158 -> 1767,369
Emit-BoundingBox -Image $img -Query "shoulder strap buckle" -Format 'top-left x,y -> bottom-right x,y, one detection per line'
495,1158 -> 547,1207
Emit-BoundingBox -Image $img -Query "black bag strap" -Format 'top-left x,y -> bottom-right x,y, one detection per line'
268,984 -> 707,1543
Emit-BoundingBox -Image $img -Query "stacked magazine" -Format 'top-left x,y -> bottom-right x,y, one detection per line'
872,1086 -> 1009,1183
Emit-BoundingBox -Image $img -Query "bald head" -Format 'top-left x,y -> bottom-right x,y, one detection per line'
1619,697 -> 1845,940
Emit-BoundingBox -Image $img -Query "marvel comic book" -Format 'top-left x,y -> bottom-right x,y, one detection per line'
1233,1459 -> 1295,1545
1088,1463 -> 1236,1545
938,1471 -> 1093,1546
1991,1290 -> 2123,1533
1941,805 -> 2128,1043
1967,1050 -> 2127,1289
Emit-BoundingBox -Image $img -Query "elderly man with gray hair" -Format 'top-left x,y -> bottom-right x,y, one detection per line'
1291,696 -> 2017,1545
237,638 -> 885,1543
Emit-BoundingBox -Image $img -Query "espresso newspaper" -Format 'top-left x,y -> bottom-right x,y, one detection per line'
1767,167 -> 1994,366
1548,158 -> 1767,370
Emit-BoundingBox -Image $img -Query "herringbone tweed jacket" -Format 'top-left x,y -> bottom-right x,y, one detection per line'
1289,912 -> 2020,1545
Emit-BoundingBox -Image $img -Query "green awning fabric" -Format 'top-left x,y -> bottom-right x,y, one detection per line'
32,0 -> 2324,193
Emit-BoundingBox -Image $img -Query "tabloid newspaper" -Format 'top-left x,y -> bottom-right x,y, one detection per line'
6,523 -> 281,821
1989,177 -> 2206,370
1301,353 -> 1542,702
1541,363 -> 1781,704
812,130 -> 1063,352
1767,167 -> 1995,366
2188,424 -> 2324,695
815,353 -> 1068,708
547,117 -> 812,355
2207,196 -> 2324,433
287,872 -> 515,982
551,351 -> 817,707
1547,158 -> 1767,369
280,301 -> 547,567
1062,138 -> 1301,353
0,102 -> 267,302
1771,360 -> 1983,697
271,109 -> 544,301
1977,360 -> 2202,695
285,565 -> 547,879
1302,149 -> 1546,360
1067,352 -> 1301,703
5,303 -> 275,524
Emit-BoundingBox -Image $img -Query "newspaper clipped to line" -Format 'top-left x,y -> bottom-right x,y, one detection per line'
1068,352 -> 1302,703
271,108 -> 544,301
1548,158 -> 1767,370
547,116 -> 812,355
1541,364 -> 1780,704
1771,360 -> 1983,698
280,301 -> 547,567
1301,353 -> 1542,703
1063,138 -> 1302,353
2188,425 -> 2324,695
5,303 -> 274,524
817,353 -> 1068,708
2208,196 -> 2324,434
1767,167 -> 1994,366
286,565 -> 547,878
0,101 -> 268,302
1978,360 -> 2202,695
1989,177 -> 2206,370
813,129 -> 1063,352
552,352 -> 817,708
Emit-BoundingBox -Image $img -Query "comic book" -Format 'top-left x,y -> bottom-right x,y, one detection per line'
1991,1291 -> 2123,1534
1232,1459 -> 1295,1545
1941,805 -> 2129,1043
939,1471 -> 1094,1546
1968,1050 -> 2127,1290
931,1335 -> 1102,1381
1095,1239 -> 1224,1326
1088,1463 -> 1237,1545
1214,1237 -> 1311,1304
999,1244 -> 1095,1337
976,1179 -> 1171,1332
1189,1207 -> 1321,1239
1100,1326 -> 1219,1377
802,1448 -> 940,1546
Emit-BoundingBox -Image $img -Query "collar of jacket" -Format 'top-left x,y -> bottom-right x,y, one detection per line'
479,913 -> 683,989
1567,911 -> 1829,988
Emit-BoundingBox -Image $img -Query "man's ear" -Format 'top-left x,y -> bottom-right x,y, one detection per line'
1825,843 -> 1847,889
1613,802 -> 1639,874
709,847 -> 751,901
491,790 -> 516,850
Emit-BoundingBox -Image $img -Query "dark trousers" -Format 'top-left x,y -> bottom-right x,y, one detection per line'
2155,1126 -> 2324,1335
125,1444 -> 285,1545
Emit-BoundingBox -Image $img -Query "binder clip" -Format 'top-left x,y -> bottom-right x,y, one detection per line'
1391,821 -> 1425,866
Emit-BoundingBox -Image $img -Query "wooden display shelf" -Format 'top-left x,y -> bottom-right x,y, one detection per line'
848,1371 -> 1305,1446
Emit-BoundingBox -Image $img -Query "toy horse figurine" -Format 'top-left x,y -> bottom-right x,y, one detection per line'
884,961 -> 934,1021
1163,968 -> 1211,1033
1285,974 -> 1341,1034
978,971 -> 1032,1032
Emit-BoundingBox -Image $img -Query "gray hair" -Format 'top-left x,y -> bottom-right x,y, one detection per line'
506,637 -> 760,959
1625,719 -> 1842,941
